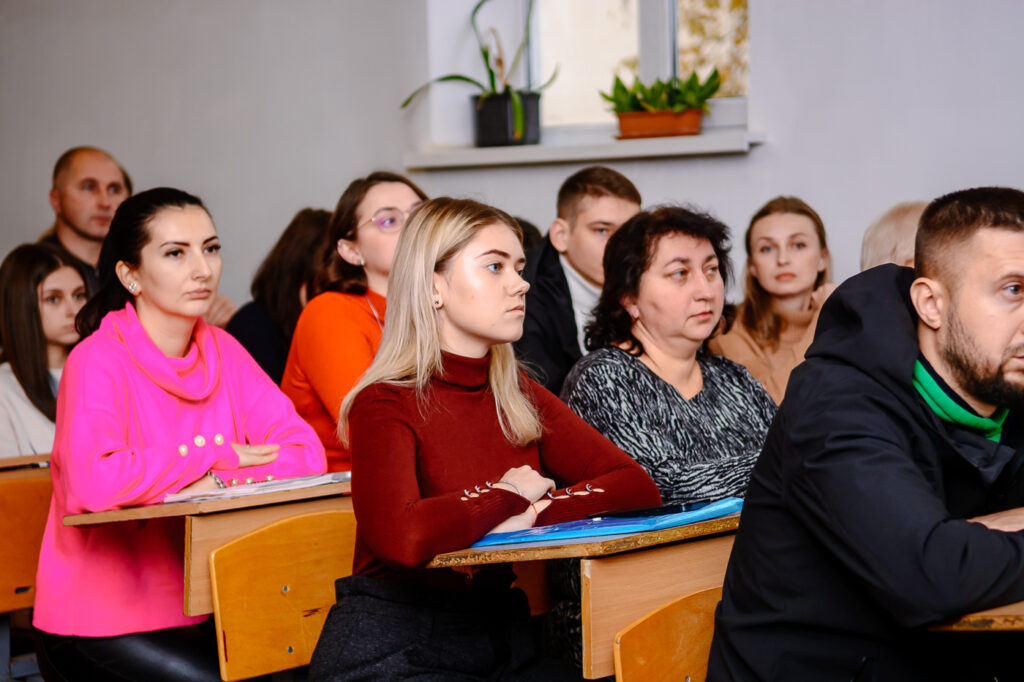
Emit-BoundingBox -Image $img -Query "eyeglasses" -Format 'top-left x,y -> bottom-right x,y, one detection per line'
360,207 -> 414,233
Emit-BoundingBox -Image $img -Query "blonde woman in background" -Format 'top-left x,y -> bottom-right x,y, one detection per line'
710,196 -> 834,403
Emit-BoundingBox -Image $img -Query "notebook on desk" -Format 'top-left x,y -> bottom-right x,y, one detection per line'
470,496 -> 743,547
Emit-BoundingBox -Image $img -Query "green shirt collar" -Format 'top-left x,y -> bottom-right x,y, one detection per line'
913,359 -> 1008,442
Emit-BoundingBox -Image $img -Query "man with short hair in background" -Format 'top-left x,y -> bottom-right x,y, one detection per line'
515,165 -> 641,394
41,146 -> 236,326
43,146 -> 131,292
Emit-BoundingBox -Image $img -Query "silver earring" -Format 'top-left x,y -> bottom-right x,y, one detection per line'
128,282 -> 138,293
433,299 -> 441,308
358,258 -> 366,266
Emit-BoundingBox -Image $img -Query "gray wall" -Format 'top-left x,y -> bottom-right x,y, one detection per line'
3,0 -> 1024,302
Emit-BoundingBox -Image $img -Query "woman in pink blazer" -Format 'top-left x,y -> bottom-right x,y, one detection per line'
33,187 -> 326,681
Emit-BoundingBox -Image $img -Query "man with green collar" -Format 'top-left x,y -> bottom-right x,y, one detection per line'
709,187 -> 1024,681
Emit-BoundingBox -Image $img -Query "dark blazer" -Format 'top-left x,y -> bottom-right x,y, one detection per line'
225,300 -> 288,384
708,265 -> 1024,681
514,237 -> 581,395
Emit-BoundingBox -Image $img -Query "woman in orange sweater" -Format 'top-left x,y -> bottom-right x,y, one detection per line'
281,172 -> 427,471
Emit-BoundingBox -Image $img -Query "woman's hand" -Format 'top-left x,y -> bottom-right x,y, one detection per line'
491,465 -> 555,502
232,442 -> 280,468
177,473 -> 220,495
487,499 -> 552,534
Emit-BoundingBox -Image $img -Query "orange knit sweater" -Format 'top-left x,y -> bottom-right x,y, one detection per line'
281,290 -> 385,471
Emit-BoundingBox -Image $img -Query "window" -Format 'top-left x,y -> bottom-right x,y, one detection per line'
677,0 -> 747,97
533,0 -> 639,127
532,0 -> 748,127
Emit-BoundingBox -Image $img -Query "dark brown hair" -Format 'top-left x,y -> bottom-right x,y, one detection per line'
916,187 -> 1024,287
586,206 -> 732,355
556,166 -> 642,223
312,171 -> 428,296
739,196 -> 830,347
0,242 -> 92,421
251,208 -> 331,345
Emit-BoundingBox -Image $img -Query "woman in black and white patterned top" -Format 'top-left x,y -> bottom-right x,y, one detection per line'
561,206 -> 776,505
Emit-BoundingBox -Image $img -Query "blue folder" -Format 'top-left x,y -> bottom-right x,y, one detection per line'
470,496 -> 743,548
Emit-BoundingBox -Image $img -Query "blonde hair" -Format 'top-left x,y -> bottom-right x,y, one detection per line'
339,197 -> 542,447
860,201 -> 926,271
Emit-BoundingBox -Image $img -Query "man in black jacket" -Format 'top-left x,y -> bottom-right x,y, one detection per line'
709,187 -> 1024,681
515,166 -> 640,394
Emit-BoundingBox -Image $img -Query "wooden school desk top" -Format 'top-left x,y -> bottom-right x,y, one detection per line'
427,512 -> 740,568
63,480 -> 351,526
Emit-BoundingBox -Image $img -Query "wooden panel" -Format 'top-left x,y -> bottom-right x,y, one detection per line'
581,534 -> 733,679
428,514 -> 740,567
185,495 -> 352,616
0,454 -> 50,470
614,586 -> 722,682
210,509 -> 357,681
932,600 -> 1024,631
0,475 -> 52,613
64,481 -> 351,526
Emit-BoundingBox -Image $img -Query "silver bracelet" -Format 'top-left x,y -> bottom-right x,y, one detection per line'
208,471 -> 227,489
495,479 -> 523,497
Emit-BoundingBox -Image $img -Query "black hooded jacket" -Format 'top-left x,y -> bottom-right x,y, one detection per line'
708,265 -> 1024,681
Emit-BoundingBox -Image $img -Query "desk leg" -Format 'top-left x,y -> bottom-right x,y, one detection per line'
184,496 -> 353,617
580,533 -> 734,679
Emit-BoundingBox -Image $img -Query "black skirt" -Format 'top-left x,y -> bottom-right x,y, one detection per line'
309,574 -> 581,681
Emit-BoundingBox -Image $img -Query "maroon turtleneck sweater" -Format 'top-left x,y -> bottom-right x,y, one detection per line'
349,351 -> 660,590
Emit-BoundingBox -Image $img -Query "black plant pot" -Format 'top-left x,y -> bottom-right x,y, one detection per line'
471,92 -> 541,147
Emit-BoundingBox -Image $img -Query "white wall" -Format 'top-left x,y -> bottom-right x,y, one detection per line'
3,0 -> 1024,301
0,0 -> 429,302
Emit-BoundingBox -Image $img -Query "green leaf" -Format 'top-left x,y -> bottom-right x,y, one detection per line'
400,74 -> 489,108
536,63 -> 559,92
509,87 -> 525,139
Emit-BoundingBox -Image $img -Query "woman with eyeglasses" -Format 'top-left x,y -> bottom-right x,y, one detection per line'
281,172 -> 428,472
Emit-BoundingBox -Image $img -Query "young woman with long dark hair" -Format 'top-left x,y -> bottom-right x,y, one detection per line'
0,242 -> 90,456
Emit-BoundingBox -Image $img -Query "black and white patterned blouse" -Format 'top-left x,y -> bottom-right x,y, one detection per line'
560,346 -> 777,505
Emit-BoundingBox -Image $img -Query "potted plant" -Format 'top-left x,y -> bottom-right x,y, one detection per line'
401,0 -> 557,147
600,69 -> 722,139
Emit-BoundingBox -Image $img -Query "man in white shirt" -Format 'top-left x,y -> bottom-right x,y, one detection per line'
516,166 -> 641,394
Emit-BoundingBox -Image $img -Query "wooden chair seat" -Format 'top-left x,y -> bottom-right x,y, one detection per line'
613,585 -> 723,682
0,473 -> 51,614
0,469 -> 52,682
208,508 -> 356,681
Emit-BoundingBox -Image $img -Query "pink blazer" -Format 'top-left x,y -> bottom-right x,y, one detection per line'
34,304 -> 326,636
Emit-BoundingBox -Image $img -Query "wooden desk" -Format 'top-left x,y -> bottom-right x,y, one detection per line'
0,454 -> 49,470
932,600 -> 1024,631
64,481 -> 351,616
430,513 -> 739,679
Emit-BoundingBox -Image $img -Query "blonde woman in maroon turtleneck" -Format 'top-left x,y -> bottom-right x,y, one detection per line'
309,197 -> 659,682
709,196 -> 835,404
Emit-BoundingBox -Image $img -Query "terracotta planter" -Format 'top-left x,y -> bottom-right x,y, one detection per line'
615,109 -> 703,139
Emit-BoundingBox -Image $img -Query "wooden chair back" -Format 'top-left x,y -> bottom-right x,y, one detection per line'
613,585 -> 723,682
209,508 -> 357,681
0,472 -> 52,613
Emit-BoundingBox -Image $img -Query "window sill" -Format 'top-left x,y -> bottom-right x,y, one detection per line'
403,124 -> 764,170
